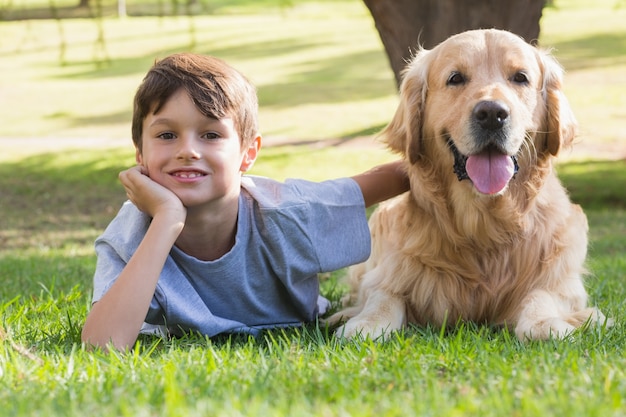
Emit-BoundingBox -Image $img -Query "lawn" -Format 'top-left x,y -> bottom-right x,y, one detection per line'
1,0 -> 626,416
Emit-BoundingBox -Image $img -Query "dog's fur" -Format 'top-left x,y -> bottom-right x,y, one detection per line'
328,29 -> 609,341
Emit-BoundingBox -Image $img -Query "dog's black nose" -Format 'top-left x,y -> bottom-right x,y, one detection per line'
473,100 -> 509,131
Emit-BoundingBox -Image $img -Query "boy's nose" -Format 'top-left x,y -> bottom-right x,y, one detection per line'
176,136 -> 201,160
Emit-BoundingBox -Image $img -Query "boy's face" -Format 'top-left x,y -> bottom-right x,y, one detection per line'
136,88 -> 259,209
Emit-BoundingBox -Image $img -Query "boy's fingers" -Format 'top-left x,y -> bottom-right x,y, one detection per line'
119,166 -> 146,188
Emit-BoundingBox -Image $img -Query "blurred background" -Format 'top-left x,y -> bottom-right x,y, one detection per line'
1,0 -> 624,157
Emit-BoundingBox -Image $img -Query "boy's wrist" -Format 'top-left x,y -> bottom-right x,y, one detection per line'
152,208 -> 186,235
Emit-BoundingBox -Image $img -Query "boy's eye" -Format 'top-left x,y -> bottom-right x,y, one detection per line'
157,132 -> 176,140
202,132 -> 221,140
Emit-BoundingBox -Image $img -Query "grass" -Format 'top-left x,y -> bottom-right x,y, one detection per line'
1,0 -> 625,145
0,0 -> 396,142
1,0 -> 626,416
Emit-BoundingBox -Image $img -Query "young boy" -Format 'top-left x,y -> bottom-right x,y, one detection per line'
81,53 -> 409,350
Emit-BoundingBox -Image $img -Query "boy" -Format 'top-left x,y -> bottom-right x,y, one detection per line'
81,53 -> 409,350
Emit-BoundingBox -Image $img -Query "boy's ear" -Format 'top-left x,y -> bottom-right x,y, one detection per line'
240,135 -> 262,172
135,148 -> 144,166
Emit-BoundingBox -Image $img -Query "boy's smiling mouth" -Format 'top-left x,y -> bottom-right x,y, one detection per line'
170,169 -> 208,179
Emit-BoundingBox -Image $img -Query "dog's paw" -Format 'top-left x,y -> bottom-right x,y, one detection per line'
334,318 -> 396,341
333,291 -> 406,340
586,307 -> 614,328
516,306 -> 614,341
515,318 -> 576,341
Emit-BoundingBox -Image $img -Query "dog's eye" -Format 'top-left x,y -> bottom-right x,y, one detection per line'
512,71 -> 529,84
447,72 -> 466,86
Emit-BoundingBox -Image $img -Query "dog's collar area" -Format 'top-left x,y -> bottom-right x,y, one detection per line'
447,139 -> 519,182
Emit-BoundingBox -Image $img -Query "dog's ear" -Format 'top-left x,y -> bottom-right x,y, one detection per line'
383,51 -> 429,164
541,51 -> 578,156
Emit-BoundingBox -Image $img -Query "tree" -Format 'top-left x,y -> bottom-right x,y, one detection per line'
363,0 -> 547,86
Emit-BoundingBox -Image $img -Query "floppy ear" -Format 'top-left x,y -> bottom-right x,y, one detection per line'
541,51 -> 578,156
383,50 -> 429,164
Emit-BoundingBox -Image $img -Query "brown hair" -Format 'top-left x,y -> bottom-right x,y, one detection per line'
131,53 -> 259,151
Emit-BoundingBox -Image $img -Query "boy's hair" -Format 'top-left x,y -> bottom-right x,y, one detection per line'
131,53 -> 259,151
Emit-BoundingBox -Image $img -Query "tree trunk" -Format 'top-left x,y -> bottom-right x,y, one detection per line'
78,0 -> 90,6
363,0 -> 547,86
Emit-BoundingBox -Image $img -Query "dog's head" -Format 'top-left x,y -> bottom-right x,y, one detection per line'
384,29 -> 577,196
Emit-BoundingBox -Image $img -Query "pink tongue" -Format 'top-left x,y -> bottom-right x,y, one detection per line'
466,150 -> 515,195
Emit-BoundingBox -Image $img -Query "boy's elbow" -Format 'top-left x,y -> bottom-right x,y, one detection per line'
82,333 -> 133,352
81,325 -> 108,351
81,327 -> 103,351
81,323 -> 135,352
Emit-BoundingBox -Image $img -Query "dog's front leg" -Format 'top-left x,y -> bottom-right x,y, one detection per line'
514,289 -> 584,340
334,290 -> 405,340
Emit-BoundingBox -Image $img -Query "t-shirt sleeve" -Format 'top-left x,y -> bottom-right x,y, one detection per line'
244,176 -> 371,274
90,202 -> 151,304
91,239 -> 126,303
287,177 -> 371,272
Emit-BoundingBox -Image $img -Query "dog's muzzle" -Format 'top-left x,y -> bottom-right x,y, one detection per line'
448,139 -> 519,182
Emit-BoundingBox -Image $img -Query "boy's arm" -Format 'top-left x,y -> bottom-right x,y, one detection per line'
81,167 -> 186,351
351,160 -> 410,208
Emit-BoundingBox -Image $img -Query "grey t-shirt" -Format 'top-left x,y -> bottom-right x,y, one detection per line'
91,175 -> 371,337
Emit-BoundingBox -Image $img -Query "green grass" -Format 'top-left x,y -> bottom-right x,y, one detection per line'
1,148 -> 625,417
2,326 -> 625,416
1,0 -> 625,145
540,0 -> 626,145
1,0 -> 626,416
0,0 -> 396,142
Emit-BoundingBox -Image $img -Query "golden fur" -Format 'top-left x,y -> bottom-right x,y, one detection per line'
328,29 -> 609,341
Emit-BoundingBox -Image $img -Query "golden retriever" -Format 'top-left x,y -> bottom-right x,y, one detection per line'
328,29 -> 609,341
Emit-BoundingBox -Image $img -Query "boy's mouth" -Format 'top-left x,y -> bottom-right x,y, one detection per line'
173,171 -> 204,178
170,169 -> 208,179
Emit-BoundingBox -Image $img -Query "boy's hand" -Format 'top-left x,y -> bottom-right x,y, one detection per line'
352,160 -> 410,208
84,165 -> 187,351
119,166 -> 186,221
